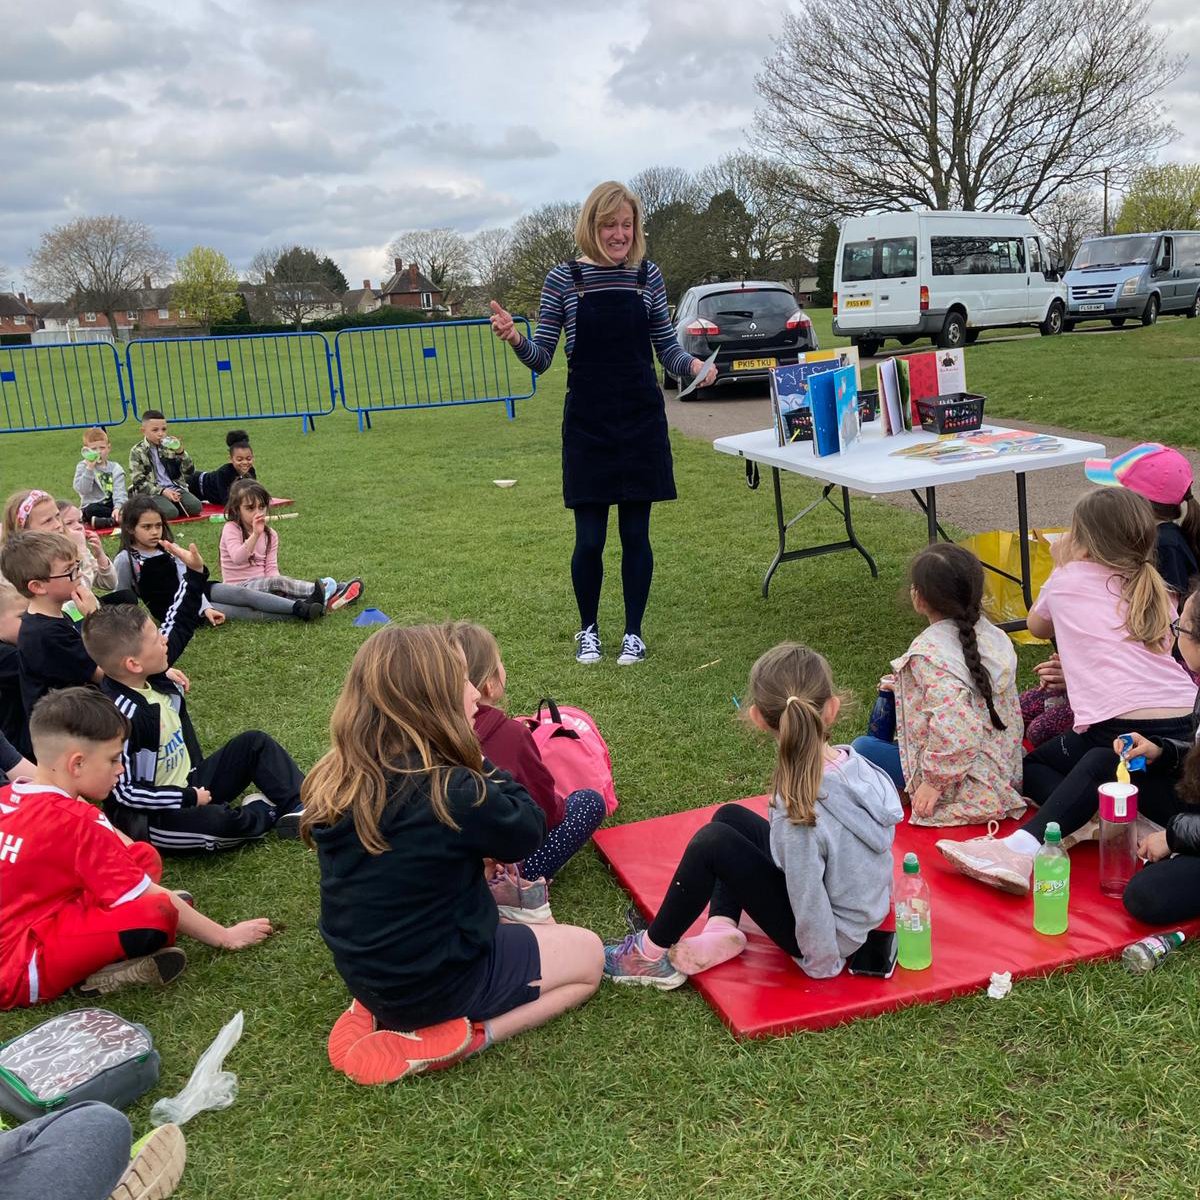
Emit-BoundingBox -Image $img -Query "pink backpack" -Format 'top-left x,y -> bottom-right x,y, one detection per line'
517,698 -> 619,815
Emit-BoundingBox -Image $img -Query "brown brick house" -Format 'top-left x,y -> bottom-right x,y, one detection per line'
379,260 -> 443,312
0,293 -> 39,334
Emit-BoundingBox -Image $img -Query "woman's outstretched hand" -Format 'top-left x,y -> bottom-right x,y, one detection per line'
489,300 -> 521,346
691,357 -> 718,387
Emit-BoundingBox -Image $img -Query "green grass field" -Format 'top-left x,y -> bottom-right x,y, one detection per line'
0,315 -> 1198,1199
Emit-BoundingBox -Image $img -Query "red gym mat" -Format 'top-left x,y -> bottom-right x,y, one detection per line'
97,497 -> 293,536
594,797 -> 1200,1039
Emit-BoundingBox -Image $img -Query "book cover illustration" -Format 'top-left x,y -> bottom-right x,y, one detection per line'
809,365 -> 858,457
877,357 -> 909,435
935,349 -> 966,394
835,366 -> 860,453
770,360 -> 840,445
889,429 -> 1062,463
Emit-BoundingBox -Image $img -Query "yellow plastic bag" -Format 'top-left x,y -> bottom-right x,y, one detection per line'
960,529 -> 1064,644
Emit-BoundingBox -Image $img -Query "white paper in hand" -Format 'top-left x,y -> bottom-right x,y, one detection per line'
675,349 -> 719,399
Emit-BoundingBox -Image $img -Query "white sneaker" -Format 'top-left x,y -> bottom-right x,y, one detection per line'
936,820 -> 1034,895
617,633 -> 646,665
575,625 -> 602,664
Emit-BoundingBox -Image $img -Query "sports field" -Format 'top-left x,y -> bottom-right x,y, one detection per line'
0,315 -> 1197,1199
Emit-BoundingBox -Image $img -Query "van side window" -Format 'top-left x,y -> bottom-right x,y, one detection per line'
1027,239 -> 1042,274
1157,237 -> 1173,271
931,236 -> 1027,276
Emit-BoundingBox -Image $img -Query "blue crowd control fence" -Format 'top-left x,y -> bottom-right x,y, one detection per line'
334,318 -> 536,430
0,341 -> 130,433
125,332 -> 338,432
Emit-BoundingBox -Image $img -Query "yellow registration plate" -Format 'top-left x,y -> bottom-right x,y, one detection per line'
844,298 -> 872,309
732,357 -> 777,370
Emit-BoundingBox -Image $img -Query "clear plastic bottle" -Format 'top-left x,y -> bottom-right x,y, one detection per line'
1098,782 -> 1138,898
1033,822 -> 1070,935
894,852 -> 932,970
1122,931 -> 1185,974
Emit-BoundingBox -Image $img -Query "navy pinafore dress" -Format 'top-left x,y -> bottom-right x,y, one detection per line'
561,260 -> 676,509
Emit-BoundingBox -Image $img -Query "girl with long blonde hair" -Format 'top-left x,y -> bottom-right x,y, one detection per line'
603,643 -> 902,988
303,624 -> 603,1083
938,487 -> 1198,896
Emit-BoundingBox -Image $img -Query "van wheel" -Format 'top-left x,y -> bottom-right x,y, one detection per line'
854,338 -> 882,357
1188,291 -> 1200,319
1039,302 -> 1064,336
1110,318 -> 1127,328
964,329 -> 980,345
1141,295 -> 1159,326
936,312 -> 966,349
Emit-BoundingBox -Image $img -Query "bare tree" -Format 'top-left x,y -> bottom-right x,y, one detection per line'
1036,189 -> 1103,268
28,215 -> 170,338
755,0 -> 1181,216
467,227 -> 515,296
385,228 -> 470,308
505,202 -> 579,313
628,166 -> 701,222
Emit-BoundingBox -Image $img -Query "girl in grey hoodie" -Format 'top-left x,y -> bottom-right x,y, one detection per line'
604,643 -> 903,988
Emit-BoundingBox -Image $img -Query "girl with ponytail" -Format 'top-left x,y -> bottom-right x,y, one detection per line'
852,544 -> 1025,826
603,643 -> 902,987
938,489 -> 1198,897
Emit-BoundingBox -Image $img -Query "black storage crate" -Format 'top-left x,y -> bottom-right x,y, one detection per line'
917,392 -> 986,434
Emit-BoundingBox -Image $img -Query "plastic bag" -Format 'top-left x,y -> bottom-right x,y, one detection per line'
959,529 -> 1063,645
150,1011 -> 243,1127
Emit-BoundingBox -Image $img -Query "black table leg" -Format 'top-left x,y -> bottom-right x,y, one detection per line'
1016,472 -> 1033,610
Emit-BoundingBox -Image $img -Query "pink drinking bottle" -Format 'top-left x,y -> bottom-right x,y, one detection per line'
1097,782 -> 1138,898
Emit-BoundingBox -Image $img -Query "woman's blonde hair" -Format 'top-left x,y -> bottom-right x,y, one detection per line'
575,181 -> 646,267
300,624 -> 485,855
746,643 -> 836,826
444,620 -> 503,692
1070,488 -> 1173,651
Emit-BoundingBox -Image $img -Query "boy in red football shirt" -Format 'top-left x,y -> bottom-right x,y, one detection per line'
0,687 -> 272,1008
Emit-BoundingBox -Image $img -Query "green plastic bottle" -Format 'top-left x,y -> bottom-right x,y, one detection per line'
1033,822 -> 1070,935
895,852 -> 932,970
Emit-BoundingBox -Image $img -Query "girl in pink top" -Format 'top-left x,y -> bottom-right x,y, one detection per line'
937,488 -> 1196,895
220,480 -> 363,614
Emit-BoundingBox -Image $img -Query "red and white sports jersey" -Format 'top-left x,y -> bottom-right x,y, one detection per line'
0,781 -> 151,1004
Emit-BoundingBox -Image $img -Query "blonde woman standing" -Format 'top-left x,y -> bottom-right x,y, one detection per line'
489,181 -> 715,666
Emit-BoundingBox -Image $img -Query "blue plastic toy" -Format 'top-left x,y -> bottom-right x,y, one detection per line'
352,607 -> 390,627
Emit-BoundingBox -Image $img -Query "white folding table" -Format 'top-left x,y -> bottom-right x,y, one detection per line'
713,423 -> 1105,621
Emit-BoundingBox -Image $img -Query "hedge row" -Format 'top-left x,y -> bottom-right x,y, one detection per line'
210,307 -> 431,336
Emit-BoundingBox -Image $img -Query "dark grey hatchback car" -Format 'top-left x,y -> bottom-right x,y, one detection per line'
665,281 -> 818,395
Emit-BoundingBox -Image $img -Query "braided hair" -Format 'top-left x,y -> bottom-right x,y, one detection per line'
910,543 -> 1006,731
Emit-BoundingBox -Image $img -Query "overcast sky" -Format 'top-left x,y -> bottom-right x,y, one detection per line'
2,0 -> 1197,295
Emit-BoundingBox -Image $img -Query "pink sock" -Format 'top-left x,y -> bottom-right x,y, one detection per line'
671,918 -> 747,975
639,932 -> 666,960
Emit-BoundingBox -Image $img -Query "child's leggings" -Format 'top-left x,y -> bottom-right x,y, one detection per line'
208,581 -> 302,622
646,803 -> 799,956
232,576 -> 317,601
521,788 -> 606,880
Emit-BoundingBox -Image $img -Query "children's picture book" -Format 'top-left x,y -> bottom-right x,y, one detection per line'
809,365 -> 859,457
877,358 -> 910,435
898,349 -> 967,425
769,360 -> 839,445
888,429 -> 1062,464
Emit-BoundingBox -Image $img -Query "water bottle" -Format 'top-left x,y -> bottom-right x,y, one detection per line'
1122,931 -> 1185,975
1097,781 -> 1139,898
894,852 -> 932,970
867,684 -> 897,741
1033,822 -> 1069,935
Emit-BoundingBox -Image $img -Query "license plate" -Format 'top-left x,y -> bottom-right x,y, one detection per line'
732,357 -> 776,370
844,298 -> 872,309
1078,303 -> 1104,312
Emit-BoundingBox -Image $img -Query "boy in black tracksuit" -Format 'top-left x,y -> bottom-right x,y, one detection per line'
80,548 -> 304,852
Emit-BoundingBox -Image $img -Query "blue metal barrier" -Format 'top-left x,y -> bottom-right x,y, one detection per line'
125,332 -> 337,433
0,341 -> 129,433
334,318 -> 536,430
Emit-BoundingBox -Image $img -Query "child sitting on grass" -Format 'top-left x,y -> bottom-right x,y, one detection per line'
2,531 -> 102,717
0,687 -> 271,1009
57,500 -> 117,594
81,563 -> 306,852
304,624 -> 602,1084
447,621 -> 605,919
221,479 -> 361,613
115,496 -> 323,625
850,543 -> 1025,826
604,643 -> 902,988
127,410 -> 202,519
73,426 -> 127,529
2,489 -> 65,540
193,428 -> 257,506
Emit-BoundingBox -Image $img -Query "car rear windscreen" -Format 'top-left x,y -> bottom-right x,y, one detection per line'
841,237 -> 917,281
697,290 -> 797,321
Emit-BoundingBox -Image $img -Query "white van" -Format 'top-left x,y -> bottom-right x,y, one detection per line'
832,211 -> 1067,355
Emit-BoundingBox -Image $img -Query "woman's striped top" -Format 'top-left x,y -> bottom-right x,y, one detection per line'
512,260 -> 695,380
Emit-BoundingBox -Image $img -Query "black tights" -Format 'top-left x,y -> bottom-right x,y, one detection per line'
571,502 -> 653,636
647,804 -> 800,956
1125,854 -> 1200,925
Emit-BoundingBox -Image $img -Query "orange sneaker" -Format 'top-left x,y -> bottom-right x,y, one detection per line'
327,1000 -> 376,1073
421,1022 -> 491,1073
342,1017 -> 473,1086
